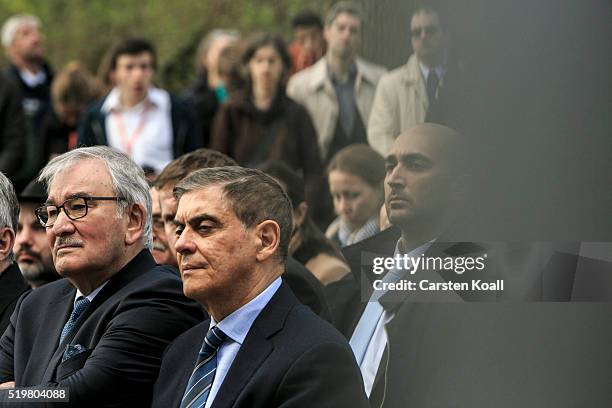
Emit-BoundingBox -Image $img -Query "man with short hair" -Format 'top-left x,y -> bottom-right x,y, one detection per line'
152,166 -> 368,408
149,186 -> 176,267
2,14 -> 53,190
15,178 -> 60,288
330,124 -> 612,407
0,172 -> 29,334
0,146 -> 203,407
288,10 -> 326,75
78,38 -> 201,176
287,1 -> 386,164
368,7 -> 450,155
154,148 -> 331,319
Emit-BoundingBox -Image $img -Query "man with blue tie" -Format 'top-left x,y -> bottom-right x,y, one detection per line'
152,166 -> 368,408
0,146 -> 203,407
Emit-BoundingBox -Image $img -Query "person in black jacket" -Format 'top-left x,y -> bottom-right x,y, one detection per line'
153,149 -> 331,321
151,166 -> 367,408
183,29 -> 239,147
78,38 -> 200,176
0,72 -> 25,180
0,146 -> 203,407
1,14 -> 52,190
0,172 -> 29,335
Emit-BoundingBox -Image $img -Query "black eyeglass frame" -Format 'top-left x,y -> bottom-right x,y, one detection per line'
35,196 -> 125,227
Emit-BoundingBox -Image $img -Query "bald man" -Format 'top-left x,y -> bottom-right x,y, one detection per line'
328,124 -> 612,407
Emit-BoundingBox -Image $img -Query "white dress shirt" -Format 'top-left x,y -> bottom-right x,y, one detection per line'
102,87 -> 173,174
205,277 -> 282,408
351,240 -> 432,396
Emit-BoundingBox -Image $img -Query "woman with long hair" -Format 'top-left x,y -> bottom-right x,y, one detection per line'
210,32 -> 322,205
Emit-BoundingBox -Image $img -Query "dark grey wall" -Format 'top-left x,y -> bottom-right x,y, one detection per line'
359,0 -> 612,241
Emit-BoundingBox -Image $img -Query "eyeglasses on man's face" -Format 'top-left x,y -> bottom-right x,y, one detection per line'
35,196 -> 125,228
411,25 -> 439,38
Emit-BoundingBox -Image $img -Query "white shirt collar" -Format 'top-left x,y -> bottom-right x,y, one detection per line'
19,68 -> 47,88
418,60 -> 445,82
101,87 -> 165,113
75,280 -> 109,304
209,277 -> 282,345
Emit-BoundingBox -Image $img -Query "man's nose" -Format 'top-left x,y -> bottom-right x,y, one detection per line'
15,229 -> 32,248
387,166 -> 406,189
174,229 -> 195,255
51,210 -> 75,236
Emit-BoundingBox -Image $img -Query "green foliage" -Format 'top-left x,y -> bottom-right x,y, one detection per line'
0,0 -> 334,93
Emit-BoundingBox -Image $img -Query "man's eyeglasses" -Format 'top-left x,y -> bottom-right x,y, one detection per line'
35,196 -> 125,227
411,25 -> 439,38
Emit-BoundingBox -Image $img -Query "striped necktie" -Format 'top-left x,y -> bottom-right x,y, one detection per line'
180,326 -> 228,408
59,296 -> 90,345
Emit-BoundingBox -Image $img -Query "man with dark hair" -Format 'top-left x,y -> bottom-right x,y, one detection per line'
153,148 -> 331,320
288,10 -> 326,75
0,172 -> 29,334
0,146 -> 203,407
15,178 -> 60,288
368,6 -> 453,155
330,124 -> 612,407
288,1 -> 386,164
154,148 -> 239,267
152,166 -> 368,408
78,37 -> 201,176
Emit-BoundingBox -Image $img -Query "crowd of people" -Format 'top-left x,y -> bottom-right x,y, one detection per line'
0,2 -> 609,407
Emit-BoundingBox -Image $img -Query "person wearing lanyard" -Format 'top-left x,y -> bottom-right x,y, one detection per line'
78,38 -> 200,177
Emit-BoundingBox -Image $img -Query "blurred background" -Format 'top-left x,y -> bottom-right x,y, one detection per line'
1,0 -> 610,241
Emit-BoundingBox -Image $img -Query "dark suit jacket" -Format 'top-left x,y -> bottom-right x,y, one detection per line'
330,230 -> 612,407
152,281 -> 369,408
0,250 -> 204,407
0,263 -> 29,335
284,256 -> 331,322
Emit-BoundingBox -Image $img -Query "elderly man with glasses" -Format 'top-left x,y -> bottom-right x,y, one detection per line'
0,146 -> 203,407
367,6 -> 452,156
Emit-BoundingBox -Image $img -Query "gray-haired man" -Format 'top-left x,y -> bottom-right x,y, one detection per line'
0,146 -> 203,407
0,172 -> 29,334
152,166 -> 368,408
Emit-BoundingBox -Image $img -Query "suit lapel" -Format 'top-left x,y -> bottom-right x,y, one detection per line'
45,250 -> 157,381
211,283 -> 296,408
40,284 -> 75,382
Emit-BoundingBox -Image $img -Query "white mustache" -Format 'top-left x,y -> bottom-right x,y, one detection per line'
54,237 -> 84,250
152,242 -> 168,252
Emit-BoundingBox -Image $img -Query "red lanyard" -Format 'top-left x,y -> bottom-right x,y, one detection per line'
112,102 -> 151,155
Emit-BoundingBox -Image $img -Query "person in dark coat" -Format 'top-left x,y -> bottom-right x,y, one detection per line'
2,14 -> 53,191
0,172 -> 29,335
154,149 -> 331,321
184,29 -> 239,147
210,32 -> 323,208
151,166 -> 367,408
0,72 -> 25,181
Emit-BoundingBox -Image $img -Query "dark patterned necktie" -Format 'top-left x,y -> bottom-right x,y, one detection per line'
426,69 -> 440,103
59,296 -> 90,345
180,326 -> 228,408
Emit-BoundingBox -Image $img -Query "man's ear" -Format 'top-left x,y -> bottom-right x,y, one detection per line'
254,220 -> 281,262
294,202 -> 308,229
124,203 -> 146,246
0,227 -> 15,261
